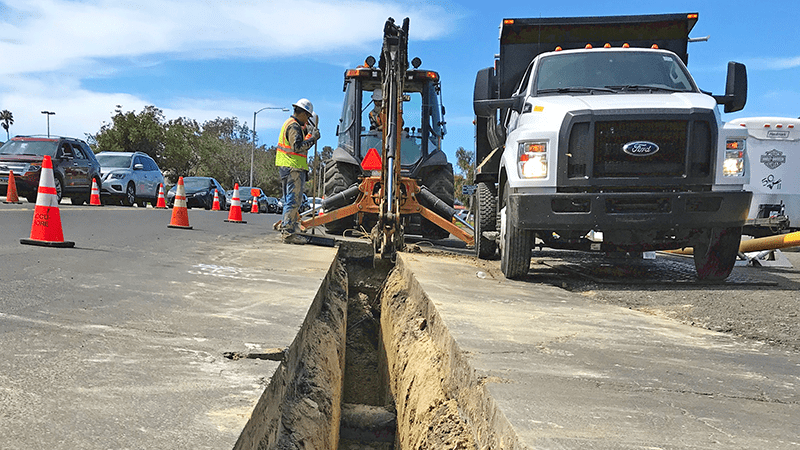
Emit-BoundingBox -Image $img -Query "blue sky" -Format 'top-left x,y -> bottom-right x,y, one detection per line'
1,0 -> 798,168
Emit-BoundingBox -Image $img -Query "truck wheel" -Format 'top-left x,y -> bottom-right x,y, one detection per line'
693,227 -> 742,282
420,164 -> 455,241
323,160 -> 360,235
474,181 -> 497,259
499,181 -> 533,279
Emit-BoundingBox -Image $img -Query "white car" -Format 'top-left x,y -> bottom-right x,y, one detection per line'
96,151 -> 164,206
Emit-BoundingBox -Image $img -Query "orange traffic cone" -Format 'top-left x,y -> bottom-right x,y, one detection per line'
155,183 -> 167,209
224,183 -> 247,223
167,177 -> 193,229
3,170 -> 23,204
89,178 -> 103,206
212,188 -> 221,211
250,188 -> 259,214
20,156 -> 75,248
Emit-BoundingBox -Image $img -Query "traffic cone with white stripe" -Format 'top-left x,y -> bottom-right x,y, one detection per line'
155,183 -> 167,209
167,177 -> 192,229
3,170 -> 23,204
250,188 -> 259,214
89,178 -> 103,206
20,156 -> 75,248
224,183 -> 246,223
211,188 -> 221,211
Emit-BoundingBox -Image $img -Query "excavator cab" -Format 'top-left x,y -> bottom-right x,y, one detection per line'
326,59 -> 454,239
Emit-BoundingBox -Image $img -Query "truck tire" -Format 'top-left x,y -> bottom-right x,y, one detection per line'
323,160 -> 360,235
420,164 -> 455,241
693,227 -> 742,282
474,181 -> 497,259
499,180 -> 533,279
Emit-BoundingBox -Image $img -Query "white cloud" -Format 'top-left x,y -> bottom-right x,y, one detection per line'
0,0 -> 456,77
746,56 -> 800,71
0,0 -> 460,141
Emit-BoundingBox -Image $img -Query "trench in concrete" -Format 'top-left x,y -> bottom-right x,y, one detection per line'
233,241 -> 522,450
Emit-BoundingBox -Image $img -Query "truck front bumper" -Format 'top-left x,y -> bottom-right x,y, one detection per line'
509,190 -> 753,249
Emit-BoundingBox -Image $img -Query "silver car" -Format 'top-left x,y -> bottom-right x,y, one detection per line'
96,151 -> 165,206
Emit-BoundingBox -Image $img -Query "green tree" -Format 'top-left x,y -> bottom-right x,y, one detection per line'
0,110 -> 13,140
198,117 -> 253,188
162,117 -> 202,182
454,146 -> 475,205
92,106 -> 167,162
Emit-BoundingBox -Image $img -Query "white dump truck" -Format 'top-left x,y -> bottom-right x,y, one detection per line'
472,13 -> 752,281
729,117 -> 800,237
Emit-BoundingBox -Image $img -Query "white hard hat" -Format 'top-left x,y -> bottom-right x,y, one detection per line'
372,89 -> 383,102
292,98 -> 314,116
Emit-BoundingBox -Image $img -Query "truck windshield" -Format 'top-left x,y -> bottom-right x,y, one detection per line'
535,51 -> 696,95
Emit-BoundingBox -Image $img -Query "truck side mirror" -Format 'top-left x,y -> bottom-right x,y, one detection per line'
473,67 -> 496,107
714,61 -> 747,113
473,95 -> 525,117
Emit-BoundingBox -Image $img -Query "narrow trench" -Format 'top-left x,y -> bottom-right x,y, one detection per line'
338,254 -> 395,449
233,241 -> 518,450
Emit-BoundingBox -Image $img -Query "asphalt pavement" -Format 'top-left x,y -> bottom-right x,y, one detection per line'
0,202 -> 337,450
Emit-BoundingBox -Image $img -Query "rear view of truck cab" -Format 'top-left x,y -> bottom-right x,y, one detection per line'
473,13 -> 752,281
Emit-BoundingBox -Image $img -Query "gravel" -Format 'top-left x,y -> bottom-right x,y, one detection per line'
536,248 -> 800,352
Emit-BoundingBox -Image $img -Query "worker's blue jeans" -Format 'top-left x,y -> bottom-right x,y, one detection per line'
279,167 -> 306,235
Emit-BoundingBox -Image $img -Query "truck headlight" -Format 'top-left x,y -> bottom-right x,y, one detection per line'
518,141 -> 548,179
723,138 -> 745,177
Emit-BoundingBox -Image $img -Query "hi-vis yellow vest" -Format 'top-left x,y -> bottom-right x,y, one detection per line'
275,117 -> 308,170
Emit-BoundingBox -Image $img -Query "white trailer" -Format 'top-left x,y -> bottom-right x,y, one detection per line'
729,117 -> 800,236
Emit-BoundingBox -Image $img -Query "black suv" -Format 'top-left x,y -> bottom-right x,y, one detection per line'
0,136 -> 102,204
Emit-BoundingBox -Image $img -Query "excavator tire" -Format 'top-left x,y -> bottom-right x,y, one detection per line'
419,164 -> 455,241
323,160 -> 360,235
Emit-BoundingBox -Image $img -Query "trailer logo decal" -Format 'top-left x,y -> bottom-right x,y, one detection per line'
767,130 -> 789,139
760,149 -> 786,170
622,141 -> 659,157
762,174 -> 782,190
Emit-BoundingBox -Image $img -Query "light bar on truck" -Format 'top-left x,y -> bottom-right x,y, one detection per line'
724,138 -> 746,177
518,142 -> 548,179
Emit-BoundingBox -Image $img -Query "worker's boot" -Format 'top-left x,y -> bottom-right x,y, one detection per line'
283,233 -> 310,245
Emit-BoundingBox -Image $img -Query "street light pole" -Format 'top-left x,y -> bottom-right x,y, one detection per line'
252,106 -> 290,187
41,111 -> 55,138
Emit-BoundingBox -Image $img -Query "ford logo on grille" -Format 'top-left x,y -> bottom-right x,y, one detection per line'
622,141 -> 659,157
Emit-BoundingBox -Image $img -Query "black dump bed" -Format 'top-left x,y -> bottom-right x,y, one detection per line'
497,13 -> 698,99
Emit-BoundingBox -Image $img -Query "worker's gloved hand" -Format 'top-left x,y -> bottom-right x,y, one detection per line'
309,126 -> 321,141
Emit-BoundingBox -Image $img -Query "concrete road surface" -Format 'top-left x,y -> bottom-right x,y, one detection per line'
0,203 -> 336,449
402,251 -> 800,449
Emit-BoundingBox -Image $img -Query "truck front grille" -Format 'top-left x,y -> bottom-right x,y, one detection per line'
564,114 -> 714,186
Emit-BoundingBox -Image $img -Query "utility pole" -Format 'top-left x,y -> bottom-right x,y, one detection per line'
252,107 -> 289,187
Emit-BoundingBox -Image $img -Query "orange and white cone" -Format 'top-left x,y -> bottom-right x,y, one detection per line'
155,183 -> 167,209
224,183 -> 247,223
20,156 -> 75,248
212,188 -> 221,211
167,177 -> 193,229
250,188 -> 259,214
89,178 -> 103,206
3,170 -> 23,204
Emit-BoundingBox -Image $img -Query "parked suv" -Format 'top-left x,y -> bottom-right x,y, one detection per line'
0,136 -> 101,204
96,151 -> 165,206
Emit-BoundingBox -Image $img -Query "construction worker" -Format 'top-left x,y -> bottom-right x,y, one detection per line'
276,98 -> 320,244
368,89 -> 383,131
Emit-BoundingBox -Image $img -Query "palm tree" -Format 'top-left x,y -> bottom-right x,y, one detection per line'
0,110 -> 13,140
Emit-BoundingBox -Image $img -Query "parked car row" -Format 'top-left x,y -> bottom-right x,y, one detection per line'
0,135 -> 282,211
